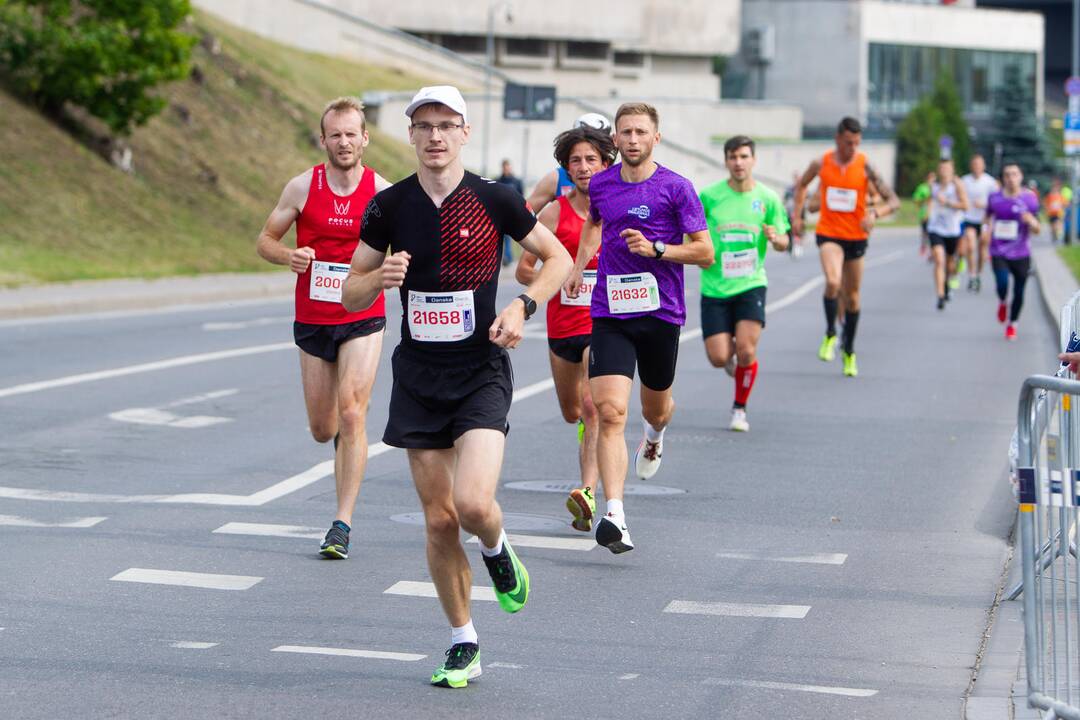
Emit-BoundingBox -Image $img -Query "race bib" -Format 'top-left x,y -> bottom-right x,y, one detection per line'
721,250 -> 757,279
606,272 -> 660,314
407,290 -> 475,342
825,187 -> 857,213
561,269 -> 597,307
309,261 -> 349,303
994,220 -> 1019,241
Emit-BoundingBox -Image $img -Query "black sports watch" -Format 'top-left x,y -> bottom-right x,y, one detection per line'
517,293 -> 537,320
653,240 -> 667,259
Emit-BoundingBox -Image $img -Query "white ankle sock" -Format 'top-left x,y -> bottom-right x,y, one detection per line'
606,499 -> 624,518
644,417 -> 664,443
451,620 -> 478,646
479,529 -> 506,557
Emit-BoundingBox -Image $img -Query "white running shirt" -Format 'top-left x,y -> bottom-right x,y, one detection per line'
962,172 -> 999,224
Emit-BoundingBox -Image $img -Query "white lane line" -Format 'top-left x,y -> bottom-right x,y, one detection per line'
664,600 -> 810,619
170,641 -> 219,649
619,673 -> 640,681
513,377 -> 555,402
384,580 -> 497,603
702,677 -> 878,698
272,645 -> 426,662
110,568 -> 263,591
0,296 -> 292,328
467,533 -> 595,552
0,514 -> 106,528
0,342 -> 293,399
0,487 -> 167,503
212,522 -> 325,540
108,408 -> 232,429
716,551 -> 848,566
488,661 -> 524,669
203,316 -> 292,331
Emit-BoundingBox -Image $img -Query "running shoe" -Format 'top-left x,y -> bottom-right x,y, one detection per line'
792,243 -> 804,259
973,276 -> 982,293
1006,324 -> 1017,341
842,352 -> 858,378
967,277 -> 976,292
430,642 -> 481,689
482,539 -> 529,614
729,407 -> 749,432
595,513 -> 634,554
948,275 -> 961,291
566,486 -> 596,532
724,355 -> 736,377
577,418 -> 585,445
818,335 -> 838,362
997,302 -> 1007,324
957,257 -> 968,275
634,437 -> 663,480
319,522 -> 349,559
937,296 -> 946,311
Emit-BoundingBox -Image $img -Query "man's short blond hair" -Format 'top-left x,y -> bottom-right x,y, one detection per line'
614,102 -> 659,131
320,97 -> 366,135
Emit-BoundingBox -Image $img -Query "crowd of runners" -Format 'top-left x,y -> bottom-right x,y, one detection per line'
256,85 -> 1048,688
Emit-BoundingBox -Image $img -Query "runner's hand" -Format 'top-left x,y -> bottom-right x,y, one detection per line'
564,269 -> 584,299
860,212 -> 877,234
792,218 -> 805,237
764,225 -> 788,251
621,228 -> 654,257
489,301 -> 525,349
290,247 -> 315,274
1021,211 -> 1037,228
380,251 -> 410,289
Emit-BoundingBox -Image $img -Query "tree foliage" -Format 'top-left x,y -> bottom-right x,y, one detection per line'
982,63 -> 1056,185
0,0 -> 195,135
894,74 -> 971,195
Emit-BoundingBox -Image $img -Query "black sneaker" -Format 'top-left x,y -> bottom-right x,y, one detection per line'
430,642 -> 481,688
937,296 -> 946,311
319,521 -> 349,559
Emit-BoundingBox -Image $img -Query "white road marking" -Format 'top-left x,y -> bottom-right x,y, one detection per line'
212,522 -> 325,540
512,377 -> 555,402
467,533 -> 595,551
716,551 -> 848,566
488,661 -> 524,669
108,408 -> 231,429
170,641 -> 218,649
110,568 -> 263,591
619,673 -> 640,680
272,645 -> 425,662
0,296 -> 291,328
664,600 -> 810,619
384,581 -> 497,603
0,342 -> 293,399
0,514 -> 106,528
702,677 -> 878,697
203,316 -> 291,331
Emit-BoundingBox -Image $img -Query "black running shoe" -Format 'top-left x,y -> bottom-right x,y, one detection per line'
937,296 -> 946,311
319,522 -> 349,559
481,540 -> 530,613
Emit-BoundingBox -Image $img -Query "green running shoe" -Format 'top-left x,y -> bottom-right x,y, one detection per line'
566,486 -> 596,532
482,539 -> 529,614
430,642 -> 481,689
577,419 -> 585,445
948,274 -> 960,291
957,256 -> 967,274
842,352 -> 858,377
818,335 -> 838,362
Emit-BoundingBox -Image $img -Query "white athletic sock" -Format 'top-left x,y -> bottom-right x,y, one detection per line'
644,416 -> 665,443
451,620 -> 478,646
606,499 -> 624,518
479,529 -> 506,557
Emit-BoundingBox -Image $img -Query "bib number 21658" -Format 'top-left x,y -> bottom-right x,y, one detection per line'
407,290 -> 475,342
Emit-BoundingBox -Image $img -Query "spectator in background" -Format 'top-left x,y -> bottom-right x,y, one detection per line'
497,159 -> 525,265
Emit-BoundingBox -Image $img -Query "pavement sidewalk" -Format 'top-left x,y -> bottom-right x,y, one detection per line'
964,241 -> 1079,720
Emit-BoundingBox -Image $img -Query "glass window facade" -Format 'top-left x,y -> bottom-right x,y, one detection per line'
868,42 -> 1036,120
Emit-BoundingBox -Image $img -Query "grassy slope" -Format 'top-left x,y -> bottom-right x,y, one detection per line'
0,11 -> 425,285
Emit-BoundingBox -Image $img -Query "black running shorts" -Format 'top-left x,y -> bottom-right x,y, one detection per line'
928,233 -> 961,257
701,286 -> 767,339
294,317 -> 385,362
816,235 -> 868,261
547,334 -> 590,364
383,345 -> 513,449
588,316 -> 680,391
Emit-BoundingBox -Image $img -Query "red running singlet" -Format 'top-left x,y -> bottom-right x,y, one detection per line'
294,163 -> 385,325
546,195 -> 597,339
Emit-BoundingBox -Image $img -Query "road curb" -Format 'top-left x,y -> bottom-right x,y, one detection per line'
1032,244 -> 1080,340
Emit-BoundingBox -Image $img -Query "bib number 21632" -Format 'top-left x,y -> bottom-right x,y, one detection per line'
407,290 -> 475,342
606,272 -> 660,314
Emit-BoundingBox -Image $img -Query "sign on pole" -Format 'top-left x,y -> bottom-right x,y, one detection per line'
939,134 -> 953,161
503,83 -> 556,122
1066,78 -> 1080,156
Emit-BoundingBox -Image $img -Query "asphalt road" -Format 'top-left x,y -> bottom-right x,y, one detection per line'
0,227 -> 1055,719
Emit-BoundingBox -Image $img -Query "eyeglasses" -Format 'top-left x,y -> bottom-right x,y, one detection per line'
410,122 -> 464,134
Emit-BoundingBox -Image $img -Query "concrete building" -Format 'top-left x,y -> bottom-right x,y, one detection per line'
977,0 -> 1073,108
729,0 -> 1044,134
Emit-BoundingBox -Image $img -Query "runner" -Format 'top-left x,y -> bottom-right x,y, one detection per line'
1045,178 -> 1066,244
984,162 -> 1040,341
927,159 -> 969,310
564,102 -> 713,553
515,126 -> 617,533
960,154 -> 999,291
342,86 -> 571,688
526,113 -> 611,214
256,96 -> 391,559
698,135 -> 789,433
791,116 -> 900,377
912,171 -> 934,258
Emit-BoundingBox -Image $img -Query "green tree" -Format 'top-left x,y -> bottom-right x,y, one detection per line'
931,74 -> 971,172
0,0 -> 195,135
983,63 -> 1056,185
895,98 -> 946,195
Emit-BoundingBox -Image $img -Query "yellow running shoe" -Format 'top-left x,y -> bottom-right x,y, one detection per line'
842,352 -> 858,377
566,486 -> 596,532
818,335 -> 838,362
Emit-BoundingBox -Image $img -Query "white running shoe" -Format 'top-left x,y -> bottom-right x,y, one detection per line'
595,513 -> 634,554
635,437 -> 663,480
724,356 -> 736,377
729,408 -> 749,432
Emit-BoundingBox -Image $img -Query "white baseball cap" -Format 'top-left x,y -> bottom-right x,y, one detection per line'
575,112 -> 611,131
405,86 -> 468,123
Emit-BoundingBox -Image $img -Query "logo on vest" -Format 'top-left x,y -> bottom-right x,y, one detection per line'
751,200 -> 764,214
627,205 -> 651,220
333,199 -> 351,215
460,228 -> 470,239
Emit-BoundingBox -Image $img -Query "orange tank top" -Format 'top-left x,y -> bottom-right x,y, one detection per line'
816,151 -> 868,241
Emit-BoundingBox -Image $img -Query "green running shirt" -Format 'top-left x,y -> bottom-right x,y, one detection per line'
698,180 -> 789,299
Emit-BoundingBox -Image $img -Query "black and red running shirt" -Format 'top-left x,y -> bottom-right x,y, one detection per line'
359,172 -> 537,355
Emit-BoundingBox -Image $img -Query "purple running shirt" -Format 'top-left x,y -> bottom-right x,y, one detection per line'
987,189 -> 1040,260
587,163 -> 707,325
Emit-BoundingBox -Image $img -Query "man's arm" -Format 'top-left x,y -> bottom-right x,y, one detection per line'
865,162 -> 901,218
526,170 -> 559,215
791,159 -> 821,235
256,173 -> 312,272
490,222 -> 572,348
516,202 -> 559,286
564,218 -> 602,298
622,228 -> 714,267
342,242 -> 405,313
953,178 -> 970,211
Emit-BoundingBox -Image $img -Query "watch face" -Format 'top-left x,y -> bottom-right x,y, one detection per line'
655,241 -> 666,254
